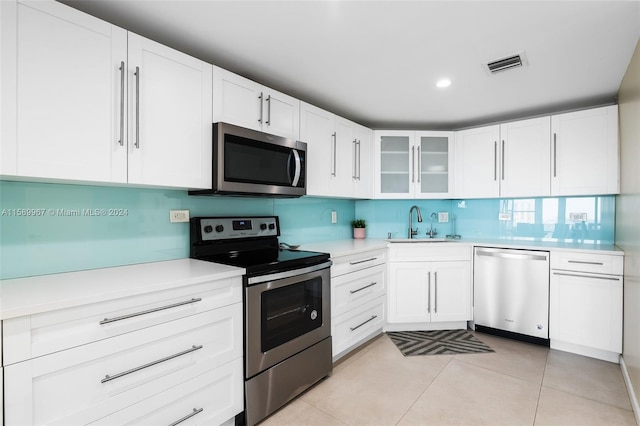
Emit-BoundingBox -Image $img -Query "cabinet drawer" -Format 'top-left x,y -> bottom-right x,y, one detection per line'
389,243 -> 471,262
331,249 -> 387,277
4,304 -> 242,426
551,251 -> 623,275
333,264 -> 386,317
90,358 -> 243,426
3,277 -> 242,365
332,296 -> 385,358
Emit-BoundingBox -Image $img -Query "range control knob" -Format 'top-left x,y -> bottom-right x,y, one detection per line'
260,223 -> 267,230
268,223 -> 276,230
215,225 -> 224,233
203,225 -> 213,233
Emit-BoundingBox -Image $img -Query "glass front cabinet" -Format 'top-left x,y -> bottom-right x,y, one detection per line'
374,131 -> 454,199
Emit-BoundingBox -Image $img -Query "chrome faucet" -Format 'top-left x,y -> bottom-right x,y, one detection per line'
428,212 -> 438,239
408,205 -> 423,239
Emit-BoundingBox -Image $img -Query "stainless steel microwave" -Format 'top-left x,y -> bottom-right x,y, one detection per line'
190,123 -> 306,198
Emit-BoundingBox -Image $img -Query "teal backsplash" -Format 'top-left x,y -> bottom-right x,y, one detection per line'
0,180 -> 615,279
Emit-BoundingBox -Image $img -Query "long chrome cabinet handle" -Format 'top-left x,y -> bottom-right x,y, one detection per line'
501,140 -> 505,181
350,315 -> 377,331
168,408 -> 204,426
552,272 -> 620,281
567,260 -> 604,266
331,132 -> 337,177
493,141 -> 497,181
99,298 -> 202,325
427,271 -> 431,313
350,282 -> 377,294
352,139 -> 358,179
101,345 -> 203,383
357,140 -> 361,180
411,146 -> 415,183
349,257 -> 377,266
265,94 -> 271,125
553,133 -> 557,177
118,61 -> 125,146
134,66 -> 140,149
258,92 -> 263,124
434,271 -> 438,313
417,146 -> 421,183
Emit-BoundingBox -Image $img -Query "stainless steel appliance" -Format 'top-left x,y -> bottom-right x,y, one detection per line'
189,123 -> 307,198
190,216 -> 332,426
473,247 -> 550,343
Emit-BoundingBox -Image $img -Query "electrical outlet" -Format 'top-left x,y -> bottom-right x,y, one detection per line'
438,212 -> 449,223
498,213 -> 512,221
331,211 -> 337,224
170,210 -> 190,223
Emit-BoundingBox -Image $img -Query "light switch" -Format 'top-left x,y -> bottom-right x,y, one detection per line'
331,211 -> 337,223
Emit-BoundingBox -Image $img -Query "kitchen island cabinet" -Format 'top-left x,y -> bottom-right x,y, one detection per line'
386,243 -> 472,331
1,0 -> 213,189
1,259 -> 244,425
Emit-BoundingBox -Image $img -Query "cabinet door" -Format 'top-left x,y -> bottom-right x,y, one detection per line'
375,131 -> 414,199
454,125 -> 501,198
500,117 -> 551,197
416,131 -> 454,198
430,261 -> 472,323
299,102 -> 334,197
551,105 -> 619,196
550,270 -> 622,353
354,124 -> 374,199
216,70 -> 262,132
388,262 -> 430,323
263,87 -> 300,139
127,34 -> 212,189
1,1 -> 128,182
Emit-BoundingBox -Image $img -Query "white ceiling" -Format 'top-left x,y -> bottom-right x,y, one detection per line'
59,0 -> 640,130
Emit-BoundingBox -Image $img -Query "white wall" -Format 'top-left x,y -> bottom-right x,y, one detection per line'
616,36 -> 640,417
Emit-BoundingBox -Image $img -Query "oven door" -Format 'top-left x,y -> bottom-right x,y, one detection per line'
245,261 -> 331,379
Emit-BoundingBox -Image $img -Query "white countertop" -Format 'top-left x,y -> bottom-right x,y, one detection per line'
300,237 -> 623,257
0,259 -> 245,320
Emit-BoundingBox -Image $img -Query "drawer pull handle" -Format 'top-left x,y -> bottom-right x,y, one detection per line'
567,260 -> 604,266
168,408 -> 204,426
101,345 -> 203,384
100,298 -> 203,325
350,282 -> 377,294
350,315 -> 378,331
552,272 -> 620,281
349,257 -> 377,266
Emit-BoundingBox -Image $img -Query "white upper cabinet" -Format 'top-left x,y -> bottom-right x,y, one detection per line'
127,34 -> 212,188
0,0 -> 213,189
455,117 -> 551,199
214,69 -> 300,139
300,102 -> 373,198
550,105 -> 619,196
375,131 -> 454,199
1,0 -> 128,183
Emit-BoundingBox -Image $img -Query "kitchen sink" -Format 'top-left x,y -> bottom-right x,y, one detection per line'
387,238 -> 455,243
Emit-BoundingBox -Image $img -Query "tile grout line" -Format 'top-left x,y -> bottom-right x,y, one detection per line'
532,348 -> 551,425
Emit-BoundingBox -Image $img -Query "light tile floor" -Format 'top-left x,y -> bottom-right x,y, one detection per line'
261,332 -> 637,425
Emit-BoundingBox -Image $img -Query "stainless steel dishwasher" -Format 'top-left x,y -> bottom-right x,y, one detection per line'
473,247 -> 550,341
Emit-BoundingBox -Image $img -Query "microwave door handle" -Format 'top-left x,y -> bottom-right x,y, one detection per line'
291,149 -> 301,186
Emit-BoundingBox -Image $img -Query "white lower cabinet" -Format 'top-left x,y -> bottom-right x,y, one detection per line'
2,272 -> 243,425
386,244 -> 472,331
330,249 -> 386,360
550,251 -> 623,362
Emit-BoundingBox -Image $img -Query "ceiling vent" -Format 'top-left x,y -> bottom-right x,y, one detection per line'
486,51 -> 528,74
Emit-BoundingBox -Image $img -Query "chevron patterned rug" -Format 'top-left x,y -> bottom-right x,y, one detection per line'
387,330 -> 494,356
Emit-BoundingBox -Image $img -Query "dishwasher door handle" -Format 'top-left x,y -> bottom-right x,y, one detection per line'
475,250 -> 548,261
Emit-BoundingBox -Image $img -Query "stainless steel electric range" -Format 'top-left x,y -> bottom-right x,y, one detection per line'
190,216 -> 332,426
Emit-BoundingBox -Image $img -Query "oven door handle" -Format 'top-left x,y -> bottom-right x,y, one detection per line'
247,260 -> 332,285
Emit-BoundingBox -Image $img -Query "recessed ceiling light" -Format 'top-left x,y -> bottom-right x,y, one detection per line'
436,79 -> 451,88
